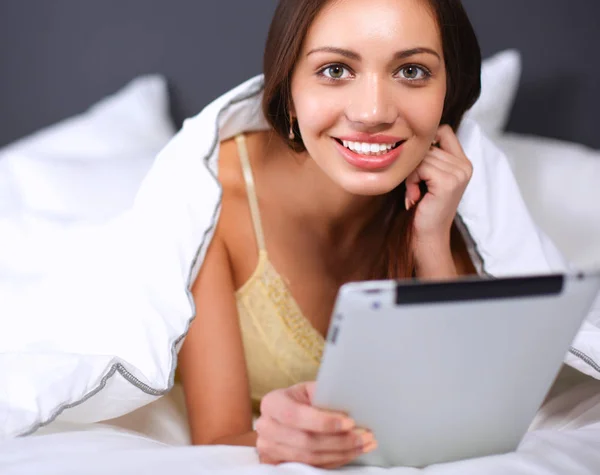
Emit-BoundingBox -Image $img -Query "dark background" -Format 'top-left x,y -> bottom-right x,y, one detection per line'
1,1 -> 599,148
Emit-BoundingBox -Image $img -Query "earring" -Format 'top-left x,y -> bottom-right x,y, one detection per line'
289,115 -> 295,140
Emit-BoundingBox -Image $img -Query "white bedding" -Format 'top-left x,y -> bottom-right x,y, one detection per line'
1,70 -> 600,473
2,373 -> 599,475
496,132 -> 600,269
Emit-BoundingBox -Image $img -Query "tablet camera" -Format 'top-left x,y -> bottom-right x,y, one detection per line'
371,301 -> 381,310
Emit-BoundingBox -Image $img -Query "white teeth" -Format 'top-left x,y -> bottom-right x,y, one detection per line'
339,140 -> 399,156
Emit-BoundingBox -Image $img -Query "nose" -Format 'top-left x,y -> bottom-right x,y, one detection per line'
345,75 -> 398,129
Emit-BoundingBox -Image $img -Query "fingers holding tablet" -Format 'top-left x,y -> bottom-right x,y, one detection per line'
256,382 -> 378,468
261,382 -> 352,432
255,419 -> 375,468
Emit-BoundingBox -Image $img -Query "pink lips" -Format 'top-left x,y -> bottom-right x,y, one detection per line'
333,138 -> 404,171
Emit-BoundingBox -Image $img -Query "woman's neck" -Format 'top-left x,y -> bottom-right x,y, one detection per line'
265,133 -> 385,251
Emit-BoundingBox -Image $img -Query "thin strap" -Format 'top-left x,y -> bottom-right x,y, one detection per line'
235,134 -> 266,251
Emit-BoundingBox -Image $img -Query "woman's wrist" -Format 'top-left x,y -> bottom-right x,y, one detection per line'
412,234 -> 457,281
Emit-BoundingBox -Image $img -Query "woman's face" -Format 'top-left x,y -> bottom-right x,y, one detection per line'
290,0 -> 446,196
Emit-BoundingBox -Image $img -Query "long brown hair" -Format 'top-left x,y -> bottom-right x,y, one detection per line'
262,0 -> 482,279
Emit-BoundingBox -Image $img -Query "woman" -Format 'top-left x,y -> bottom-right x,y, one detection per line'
178,0 -> 481,468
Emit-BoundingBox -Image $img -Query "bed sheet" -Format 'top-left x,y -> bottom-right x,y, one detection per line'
2,372 -> 599,475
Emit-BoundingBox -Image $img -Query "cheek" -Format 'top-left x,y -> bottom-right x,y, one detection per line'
292,83 -> 341,138
401,88 -> 446,137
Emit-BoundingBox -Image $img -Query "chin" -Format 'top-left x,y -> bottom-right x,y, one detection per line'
337,174 -> 401,197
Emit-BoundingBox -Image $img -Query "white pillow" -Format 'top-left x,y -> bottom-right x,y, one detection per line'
494,133 -> 600,270
466,49 -> 522,137
0,75 -> 175,223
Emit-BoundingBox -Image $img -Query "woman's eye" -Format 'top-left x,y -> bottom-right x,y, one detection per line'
399,66 -> 429,81
322,65 -> 350,80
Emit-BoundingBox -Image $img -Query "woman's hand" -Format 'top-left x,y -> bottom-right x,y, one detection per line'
405,125 -> 473,242
405,125 -> 473,279
255,382 -> 377,469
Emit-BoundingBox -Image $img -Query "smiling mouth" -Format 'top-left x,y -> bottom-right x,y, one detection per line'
333,138 -> 406,156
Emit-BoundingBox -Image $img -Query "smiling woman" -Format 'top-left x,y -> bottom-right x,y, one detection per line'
263,0 -> 480,279
177,0 -> 482,469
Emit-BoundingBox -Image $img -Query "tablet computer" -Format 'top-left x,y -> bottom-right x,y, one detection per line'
313,272 -> 600,468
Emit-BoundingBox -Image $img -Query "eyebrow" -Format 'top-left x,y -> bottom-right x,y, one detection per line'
306,46 -> 441,61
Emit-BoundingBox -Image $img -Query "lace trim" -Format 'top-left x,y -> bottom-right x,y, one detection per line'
235,251 -> 324,366
260,259 -> 325,364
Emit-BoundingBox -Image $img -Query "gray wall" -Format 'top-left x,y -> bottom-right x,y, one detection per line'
1,1 -> 599,148
464,1 -> 600,148
0,1 -> 276,144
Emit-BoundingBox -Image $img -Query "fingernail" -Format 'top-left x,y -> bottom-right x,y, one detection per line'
360,432 -> 375,447
352,429 -> 372,446
362,440 -> 378,454
405,198 -> 411,211
338,418 -> 355,431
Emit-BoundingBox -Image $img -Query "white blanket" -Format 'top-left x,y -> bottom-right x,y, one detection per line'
2,376 -> 599,475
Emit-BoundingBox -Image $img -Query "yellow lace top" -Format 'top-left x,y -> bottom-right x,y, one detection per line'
234,134 -> 325,413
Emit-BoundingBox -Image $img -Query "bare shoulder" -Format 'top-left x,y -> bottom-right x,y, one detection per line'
215,136 -> 248,257
217,132 -> 268,199
216,132 -> 270,287
218,136 -> 246,199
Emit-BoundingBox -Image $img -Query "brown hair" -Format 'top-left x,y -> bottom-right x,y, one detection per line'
262,0 -> 482,279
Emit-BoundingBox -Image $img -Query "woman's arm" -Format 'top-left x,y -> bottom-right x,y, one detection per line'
177,232 -> 255,446
413,237 -> 458,280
